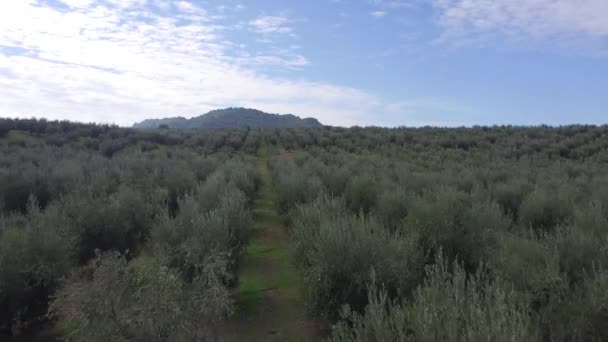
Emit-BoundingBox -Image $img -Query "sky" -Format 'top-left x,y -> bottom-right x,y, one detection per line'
1,0 -> 607,127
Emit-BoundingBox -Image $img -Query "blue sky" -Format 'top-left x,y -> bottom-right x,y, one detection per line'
0,0 -> 607,126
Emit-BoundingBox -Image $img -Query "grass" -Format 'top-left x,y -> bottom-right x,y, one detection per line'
247,242 -> 278,256
223,137 -> 318,341
1,130 -> 43,147
235,277 -> 263,315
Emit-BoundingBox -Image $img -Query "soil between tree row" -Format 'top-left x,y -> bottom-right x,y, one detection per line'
222,142 -> 321,342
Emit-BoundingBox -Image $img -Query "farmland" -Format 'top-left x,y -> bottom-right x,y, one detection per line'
1,119 -> 608,341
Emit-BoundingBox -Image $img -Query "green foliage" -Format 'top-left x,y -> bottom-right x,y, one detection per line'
272,159 -> 324,214
344,174 -> 379,214
291,196 -> 424,320
375,187 -> 410,229
262,125 -> 608,339
99,138 -> 128,157
49,252 -> 231,342
319,165 -> 350,196
0,119 -> 258,336
492,180 -> 532,218
3,119 -> 608,339
519,186 -> 575,232
0,174 -> 51,214
403,187 -> 510,273
562,267 -> 608,341
150,188 -> 251,282
330,256 -> 538,342
0,201 -> 75,331
492,208 -> 608,341
235,277 -> 263,315
59,187 -> 160,263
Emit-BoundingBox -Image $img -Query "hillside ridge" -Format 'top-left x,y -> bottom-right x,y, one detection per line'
133,107 -> 323,129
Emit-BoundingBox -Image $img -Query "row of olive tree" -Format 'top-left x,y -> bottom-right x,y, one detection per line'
269,126 -> 608,341
49,159 -> 257,340
0,123 -> 259,339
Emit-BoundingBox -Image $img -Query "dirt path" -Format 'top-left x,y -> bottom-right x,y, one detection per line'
222,142 -> 318,342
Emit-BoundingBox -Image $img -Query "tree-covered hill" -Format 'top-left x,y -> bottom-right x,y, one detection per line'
132,107 -> 323,129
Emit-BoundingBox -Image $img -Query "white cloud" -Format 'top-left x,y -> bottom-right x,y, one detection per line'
370,0 -> 417,9
368,0 -> 418,20
248,54 -> 310,69
60,0 -> 96,8
174,1 -> 199,13
0,1 -> 378,126
249,15 -> 293,34
433,0 -> 608,49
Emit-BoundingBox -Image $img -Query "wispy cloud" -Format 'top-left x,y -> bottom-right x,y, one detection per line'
0,0 -> 378,126
249,15 -> 293,34
370,11 -> 387,18
245,53 -> 310,69
432,0 -> 608,53
369,0 -> 417,9
174,1 -> 200,13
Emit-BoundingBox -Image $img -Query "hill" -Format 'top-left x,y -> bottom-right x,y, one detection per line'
132,108 -> 323,129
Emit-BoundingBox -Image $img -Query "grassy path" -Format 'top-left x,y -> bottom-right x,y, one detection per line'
223,142 -> 317,342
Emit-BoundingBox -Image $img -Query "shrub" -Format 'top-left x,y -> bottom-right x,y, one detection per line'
319,166 -> 350,196
330,256 -> 538,342
519,186 -> 574,232
150,190 -> 251,283
0,201 -> 74,332
156,161 -> 198,216
558,267 -> 608,341
492,180 -> 532,218
0,120 -> 10,137
405,258 -> 537,342
60,187 -> 159,262
214,187 -> 253,263
50,252 -> 231,342
0,174 -> 51,214
344,174 -> 378,214
221,159 -> 258,201
403,187 -> 509,273
291,197 -> 424,320
273,162 -> 324,214
490,229 -> 608,341
375,187 -> 410,229
99,139 -> 127,158
196,162 -> 257,211
289,195 -> 349,271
